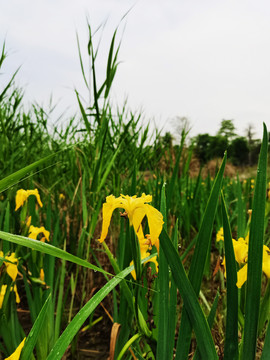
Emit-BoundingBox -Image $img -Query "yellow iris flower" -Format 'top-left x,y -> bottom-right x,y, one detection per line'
15,188 -> 43,211
217,230 -> 270,288
0,251 -> 18,282
4,337 -> 26,360
28,225 -> 50,242
99,194 -> 163,279
98,194 -> 164,248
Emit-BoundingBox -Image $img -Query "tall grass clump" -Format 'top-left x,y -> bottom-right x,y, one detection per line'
0,20 -> 270,360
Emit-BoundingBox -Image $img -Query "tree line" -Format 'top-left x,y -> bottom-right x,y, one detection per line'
162,119 -> 263,166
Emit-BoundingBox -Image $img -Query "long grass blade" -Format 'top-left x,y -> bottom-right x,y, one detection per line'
221,192 -> 238,360
21,294 -> 51,360
176,152 -> 226,359
47,263 -> 134,360
242,123 -> 268,359
0,231 -> 112,276
160,228 -> 218,359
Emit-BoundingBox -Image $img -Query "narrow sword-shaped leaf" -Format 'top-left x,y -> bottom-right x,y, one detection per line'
176,153 -> 226,359
193,290 -> 220,360
160,229 -> 218,359
21,295 -> 51,360
261,321 -> 270,360
156,184 -> 169,359
0,152 -> 60,193
242,123 -> 268,360
0,231 -> 112,276
221,192 -> 239,360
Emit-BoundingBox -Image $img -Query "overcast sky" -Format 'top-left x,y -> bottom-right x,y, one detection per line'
1,0 -> 270,139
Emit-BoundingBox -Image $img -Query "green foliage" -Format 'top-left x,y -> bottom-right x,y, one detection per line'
217,119 -> 237,141
0,22 -> 270,360
228,137 -> 249,165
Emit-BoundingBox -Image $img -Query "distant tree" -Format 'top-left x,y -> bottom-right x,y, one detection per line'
194,133 -> 212,164
245,123 -> 255,165
170,116 -> 192,144
208,135 -> 228,159
217,119 -> 237,141
162,132 -> 174,148
228,137 -> 249,165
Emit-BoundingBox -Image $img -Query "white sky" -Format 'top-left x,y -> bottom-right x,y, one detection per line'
1,0 -> 270,139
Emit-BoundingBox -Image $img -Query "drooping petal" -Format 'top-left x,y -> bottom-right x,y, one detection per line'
15,189 -> 28,211
132,206 -> 147,234
4,337 -> 26,360
28,189 -> 43,208
0,285 -> 7,309
15,188 -> 43,210
12,284 -> 20,304
236,264 -> 248,288
144,204 -> 164,246
98,195 -> 123,243
5,253 -> 18,282
28,226 -> 50,242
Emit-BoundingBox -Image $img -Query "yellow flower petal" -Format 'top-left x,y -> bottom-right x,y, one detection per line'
98,193 -> 163,244
26,216 -> 32,227
5,253 -> 18,282
236,264 -> 248,288
233,238 -> 248,264
15,188 -> 43,211
40,268 -> 45,282
11,284 -> 20,304
5,337 -> 26,360
144,204 -> 164,247
28,226 -> 50,242
0,285 -> 7,309
263,245 -> 270,278
28,189 -> 43,208
216,227 -> 224,242
15,189 -> 28,211
98,195 -> 123,242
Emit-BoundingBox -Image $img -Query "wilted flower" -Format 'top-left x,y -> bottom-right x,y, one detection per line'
28,225 -> 50,242
15,188 -> 43,211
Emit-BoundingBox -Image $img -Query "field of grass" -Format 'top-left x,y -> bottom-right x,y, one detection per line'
1,25 -> 270,360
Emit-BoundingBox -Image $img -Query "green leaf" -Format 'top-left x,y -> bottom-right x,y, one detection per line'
0,152 -> 59,193
221,192 -> 239,360
159,229 -> 218,360
21,294 -> 51,360
236,175 -> 245,238
47,263 -> 134,360
0,231 -> 112,277
176,153 -> 226,359
157,184 -> 169,359
242,123 -> 268,360
193,290 -> 220,360
261,320 -> 270,360
167,220 -> 179,360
